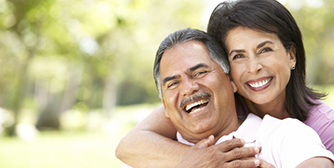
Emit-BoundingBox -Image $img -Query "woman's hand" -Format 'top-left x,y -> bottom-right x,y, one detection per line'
176,135 -> 268,168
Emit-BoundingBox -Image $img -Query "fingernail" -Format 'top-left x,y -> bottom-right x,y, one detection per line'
240,138 -> 245,143
254,147 -> 259,153
254,159 -> 260,166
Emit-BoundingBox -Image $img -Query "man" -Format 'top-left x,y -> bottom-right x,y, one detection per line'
122,28 -> 334,168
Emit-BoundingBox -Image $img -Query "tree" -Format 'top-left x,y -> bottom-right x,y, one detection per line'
286,0 -> 334,85
0,0 -> 205,134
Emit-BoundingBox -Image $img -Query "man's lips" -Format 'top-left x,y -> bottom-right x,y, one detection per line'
180,93 -> 211,113
185,99 -> 209,114
185,99 -> 209,112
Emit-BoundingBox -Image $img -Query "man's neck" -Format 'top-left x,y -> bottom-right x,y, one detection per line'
179,115 -> 243,145
212,117 -> 243,144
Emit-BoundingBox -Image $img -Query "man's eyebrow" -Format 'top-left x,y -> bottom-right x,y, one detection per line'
229,41 -> 274,55
162,75 -> 179,86
162,63 -> 209,86
189,63 -> 210,72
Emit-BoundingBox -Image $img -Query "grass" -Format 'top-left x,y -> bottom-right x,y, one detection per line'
0,132 -> 118,168
0,103 -> 159,168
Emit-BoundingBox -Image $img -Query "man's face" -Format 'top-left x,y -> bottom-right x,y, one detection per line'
159,40 -> 238,143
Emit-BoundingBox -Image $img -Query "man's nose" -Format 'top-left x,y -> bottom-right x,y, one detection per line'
180,78 -> 199,96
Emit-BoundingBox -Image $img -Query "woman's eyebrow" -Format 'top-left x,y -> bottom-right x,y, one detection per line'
257,41 -> 274,49
228,41 -> 274,55
229,49 -> 244,56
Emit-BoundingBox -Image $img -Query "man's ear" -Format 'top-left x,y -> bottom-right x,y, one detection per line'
289,45 -> 297,68
230,81 -> 237,93
162,99 -> 170,118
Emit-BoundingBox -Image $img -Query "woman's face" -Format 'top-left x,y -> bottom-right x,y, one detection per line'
225,26 -> 296,105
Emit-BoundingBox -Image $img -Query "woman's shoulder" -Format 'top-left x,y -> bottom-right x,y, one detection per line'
308,99 -> 334,121
305,99 -> 334,153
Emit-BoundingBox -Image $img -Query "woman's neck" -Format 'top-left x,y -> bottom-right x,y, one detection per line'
244,96 -> 291,119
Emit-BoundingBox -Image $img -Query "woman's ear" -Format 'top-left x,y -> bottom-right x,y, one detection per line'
162,99 -> 169,118
230,81 -> 238,93
289,45 -> 297,68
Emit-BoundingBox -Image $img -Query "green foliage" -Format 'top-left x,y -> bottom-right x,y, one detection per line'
287,0 -> 334,84
0,0 -> 207,124
0,0 -> 332,124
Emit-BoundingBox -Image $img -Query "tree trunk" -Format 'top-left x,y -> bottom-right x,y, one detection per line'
102,73 -> 118,118
8,48 -> 35,136
35,66 -> 82,130
59,66 -> 83,113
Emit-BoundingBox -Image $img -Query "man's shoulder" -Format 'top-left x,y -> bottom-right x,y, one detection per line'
257,115 -> 315,141
261,115 -> 302,130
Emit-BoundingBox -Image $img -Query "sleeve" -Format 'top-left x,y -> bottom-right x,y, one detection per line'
122,163 -> 133,168
305,102 -> 334,154
281,119 -> 334,168
317,117 -> 334,154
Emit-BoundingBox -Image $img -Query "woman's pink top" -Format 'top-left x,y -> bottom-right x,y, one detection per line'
236,97 -> 334,154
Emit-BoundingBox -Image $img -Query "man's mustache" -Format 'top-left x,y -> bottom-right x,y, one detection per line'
179,92 -> 211,109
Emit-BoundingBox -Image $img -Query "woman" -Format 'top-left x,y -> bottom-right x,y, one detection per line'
206,0 -> 334,152
116,0 -> 334,167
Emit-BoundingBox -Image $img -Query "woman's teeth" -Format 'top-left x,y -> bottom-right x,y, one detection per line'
248,78 -> 272,88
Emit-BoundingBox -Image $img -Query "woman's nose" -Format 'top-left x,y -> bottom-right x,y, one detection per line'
247,56 -> 262,74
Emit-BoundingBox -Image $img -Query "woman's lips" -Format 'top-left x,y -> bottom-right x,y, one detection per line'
246,77 -> 273,91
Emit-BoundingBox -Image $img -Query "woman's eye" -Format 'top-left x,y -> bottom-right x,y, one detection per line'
232,54 -> 243,60
260,47 -> 273,53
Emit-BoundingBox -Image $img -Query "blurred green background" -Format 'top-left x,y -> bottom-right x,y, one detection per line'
0,0 -> 333,167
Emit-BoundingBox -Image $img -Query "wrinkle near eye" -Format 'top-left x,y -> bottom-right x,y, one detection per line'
193,70 -> 208,78
167,81 -> 179,89
260,47 -> 273,53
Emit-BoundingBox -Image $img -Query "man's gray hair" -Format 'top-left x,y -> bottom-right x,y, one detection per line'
153,28 -> 230,98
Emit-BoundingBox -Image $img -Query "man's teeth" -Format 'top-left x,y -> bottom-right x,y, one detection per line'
185,99 -> 209,112
189,108 -> 201,114
248,78 -> 272,88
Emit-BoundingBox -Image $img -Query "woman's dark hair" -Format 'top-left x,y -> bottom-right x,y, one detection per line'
207,0 -> 326,121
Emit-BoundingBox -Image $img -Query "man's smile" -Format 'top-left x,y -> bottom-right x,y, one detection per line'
185,99 -> 209,114
180,92 -> 211,114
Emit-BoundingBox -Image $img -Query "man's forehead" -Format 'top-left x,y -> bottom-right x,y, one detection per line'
160,41 -> 213,72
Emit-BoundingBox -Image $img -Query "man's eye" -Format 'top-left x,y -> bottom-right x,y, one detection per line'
167,81 -> 179,88
194,71 -> 208,77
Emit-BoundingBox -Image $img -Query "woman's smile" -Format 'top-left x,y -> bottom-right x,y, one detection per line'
246,77 -> 273,91
225,26 -> 295,105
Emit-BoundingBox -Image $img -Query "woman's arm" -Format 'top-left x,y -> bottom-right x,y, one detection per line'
116,105 -> 262,168
296,157 -> 334,168
115,105 -> 188,167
